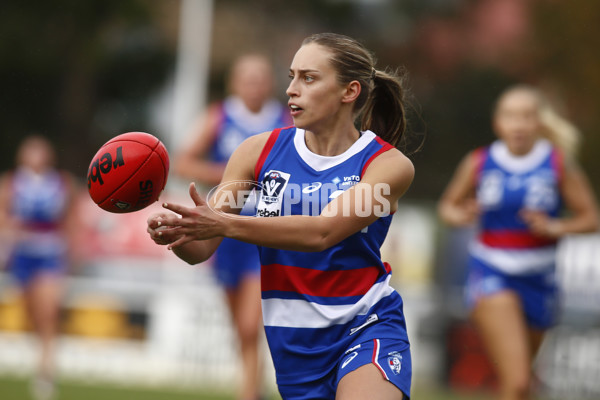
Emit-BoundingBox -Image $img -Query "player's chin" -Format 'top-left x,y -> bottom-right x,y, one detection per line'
291,118 -> 312,131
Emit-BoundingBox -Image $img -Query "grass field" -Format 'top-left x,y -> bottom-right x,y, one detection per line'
0,374 -> 494,400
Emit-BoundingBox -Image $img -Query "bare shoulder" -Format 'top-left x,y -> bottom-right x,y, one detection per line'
464,148 -> 481,166
235,131 -> 273,155
368,148 -> 414,181
362,148 -> 415,197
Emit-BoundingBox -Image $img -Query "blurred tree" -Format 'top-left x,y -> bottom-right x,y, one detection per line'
0,0 -> 175,179
1,0 -> 596,198
531,0 -> 600,194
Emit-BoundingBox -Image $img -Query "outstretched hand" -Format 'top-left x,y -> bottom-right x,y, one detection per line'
147,211 -> 183,246
155,182 -> 226,249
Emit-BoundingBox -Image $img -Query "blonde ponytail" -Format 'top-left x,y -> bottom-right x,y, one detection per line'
538,100 -> 581,158
496,84 -> 581,158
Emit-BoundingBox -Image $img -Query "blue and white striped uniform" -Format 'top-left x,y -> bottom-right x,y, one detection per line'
210,96 -> 290,162
466,139 -> 564,328
8,168 -> 69,286
254,126 -> 411,399
210,96 -> 291,288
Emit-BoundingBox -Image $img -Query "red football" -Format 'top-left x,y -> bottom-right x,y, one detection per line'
87,132 -> 169,213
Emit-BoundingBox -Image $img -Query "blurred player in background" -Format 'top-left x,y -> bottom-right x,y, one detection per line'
174,54 -> 291,400
0,135 -> 79,400
438,85 -> 599,400
148,32 -> 416,400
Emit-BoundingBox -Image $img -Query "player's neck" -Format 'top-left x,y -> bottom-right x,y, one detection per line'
304,124 -> 361,157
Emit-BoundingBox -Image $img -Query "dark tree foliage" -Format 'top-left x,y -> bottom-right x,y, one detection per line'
1,0 -> 597,197
0,0 -> 173,178
531,0 -> 600,194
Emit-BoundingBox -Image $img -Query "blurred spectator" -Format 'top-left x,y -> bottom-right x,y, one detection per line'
0,135 -> 79,400
174,54 -> 291,400
438,85 -> 599,400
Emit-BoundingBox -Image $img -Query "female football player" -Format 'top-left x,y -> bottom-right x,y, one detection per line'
149,33 -> 416,399
438,85 -> 599,400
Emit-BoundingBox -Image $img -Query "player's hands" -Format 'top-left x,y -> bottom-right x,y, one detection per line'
444,198 -> 480,226
159,182 -> 226,249
147,212 -> 184,246
520,209 -> 562,238
457,199 -> 480,225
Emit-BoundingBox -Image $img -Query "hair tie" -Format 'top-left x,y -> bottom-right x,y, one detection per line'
371,68 -> 377,80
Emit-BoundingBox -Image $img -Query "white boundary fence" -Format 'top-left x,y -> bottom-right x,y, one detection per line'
536,234 -> 600,399
0,208 -> 598,398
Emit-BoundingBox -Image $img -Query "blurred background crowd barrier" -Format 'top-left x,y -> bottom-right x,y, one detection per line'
1,0 -> 600,398
0,194 -> 599,398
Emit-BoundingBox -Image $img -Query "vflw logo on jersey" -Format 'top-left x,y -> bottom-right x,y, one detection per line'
257,170 -> 290,217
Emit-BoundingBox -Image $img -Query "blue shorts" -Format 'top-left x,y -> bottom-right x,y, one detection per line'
277,338 -> 412,400
9,251 -> 65,287
213,238 -> 260,289
465,256 -> 558,329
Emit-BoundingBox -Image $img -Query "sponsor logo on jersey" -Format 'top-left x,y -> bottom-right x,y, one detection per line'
340,174 -> 361,186
261,171 -> 289,204
341,351 -> 359,369
349,313 -> 378,335
257,170 -> 290,217
478,169 -> 558,212
209,174 -> 391,219
344,344 -> 362,354
331,175 -> 360,188
257,208 -> 280,217
302,182 -> 322,193
387,351 -> 403,375
478,170 -> 505,209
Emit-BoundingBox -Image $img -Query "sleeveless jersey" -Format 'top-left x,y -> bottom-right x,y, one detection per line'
10,168 -> 68,257
254,126 -> 410,386
209,96 -> 290,163
470,139 -> 563,274
208,97 -> 290,287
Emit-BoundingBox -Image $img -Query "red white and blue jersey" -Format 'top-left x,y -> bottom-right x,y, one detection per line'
470,139 -> 564,275
210,96 -> 290,163
209,96 -> 290,287
10,168 -> 68,257
254,126 -> 410,387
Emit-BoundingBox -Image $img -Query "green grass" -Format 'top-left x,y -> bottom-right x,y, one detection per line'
0,374 -> 493,400
0,375 -> 236,400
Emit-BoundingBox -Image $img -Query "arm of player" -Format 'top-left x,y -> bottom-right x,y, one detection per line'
161,148 -> 414,252
0,174 -> 14,248
438,151 -> 480,227
147,131 -> 271,264
0,173 -> 23,236
60,172 -> 85,268
0,174 -> 11,229
521,158 -> 599,237
173,105 -> 227,186
147,211 -> 224,265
